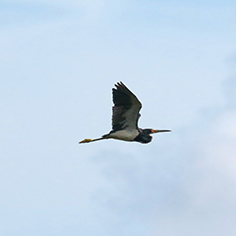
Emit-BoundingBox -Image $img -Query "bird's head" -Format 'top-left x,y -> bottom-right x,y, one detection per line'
134,128 -> 171,144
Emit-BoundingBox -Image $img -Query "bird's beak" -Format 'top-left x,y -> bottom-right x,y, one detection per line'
151,129 -> 171,133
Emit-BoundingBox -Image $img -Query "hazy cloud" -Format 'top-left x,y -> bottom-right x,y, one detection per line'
1,1 -> 236,235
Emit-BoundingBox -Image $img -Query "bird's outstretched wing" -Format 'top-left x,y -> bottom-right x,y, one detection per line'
112,82 -> 142,131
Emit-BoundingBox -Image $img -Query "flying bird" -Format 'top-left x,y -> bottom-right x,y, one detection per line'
79,82 -> 171,144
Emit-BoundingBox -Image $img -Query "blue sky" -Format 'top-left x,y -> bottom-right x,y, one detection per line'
1,1 -> 236,235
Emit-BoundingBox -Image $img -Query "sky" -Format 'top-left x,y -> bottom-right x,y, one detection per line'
1,0 -> 236,235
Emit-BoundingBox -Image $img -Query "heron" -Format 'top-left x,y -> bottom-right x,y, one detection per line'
79,82 -> 171,144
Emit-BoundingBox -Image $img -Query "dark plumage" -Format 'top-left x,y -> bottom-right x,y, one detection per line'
112,82 -> 141,131
79,82 -> 171,144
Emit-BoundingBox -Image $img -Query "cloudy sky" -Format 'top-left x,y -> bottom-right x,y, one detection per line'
1,0 -> 236,235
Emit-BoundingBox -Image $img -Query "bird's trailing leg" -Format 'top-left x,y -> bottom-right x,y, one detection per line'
79,137 -> 105,144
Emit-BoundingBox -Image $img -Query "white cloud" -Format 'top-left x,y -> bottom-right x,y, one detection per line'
1,1 -> 236,235
93,68 -> 236,236
151,71 -> 236,235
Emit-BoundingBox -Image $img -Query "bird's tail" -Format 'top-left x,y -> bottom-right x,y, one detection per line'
79,137 -> 105,144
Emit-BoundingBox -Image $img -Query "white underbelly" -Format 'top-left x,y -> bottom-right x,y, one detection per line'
108,129 -> 139,141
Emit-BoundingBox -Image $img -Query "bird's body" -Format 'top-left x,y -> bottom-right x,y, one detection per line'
79,82 -> 170,144
103,129 -> 140,141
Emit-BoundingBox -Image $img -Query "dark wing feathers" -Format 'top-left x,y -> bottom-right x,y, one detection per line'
112,82 -> 142,131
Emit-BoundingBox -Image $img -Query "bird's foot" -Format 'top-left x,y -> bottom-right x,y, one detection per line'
79,139 -> 93,144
